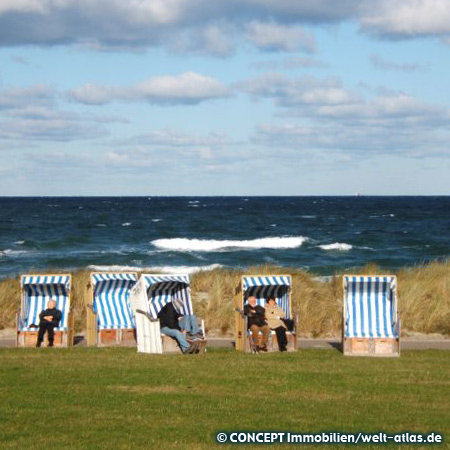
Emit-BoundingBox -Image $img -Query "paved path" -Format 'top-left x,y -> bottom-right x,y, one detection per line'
1,334 -> 449,350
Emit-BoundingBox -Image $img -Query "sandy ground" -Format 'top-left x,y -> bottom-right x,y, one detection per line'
1,328 -> 449,350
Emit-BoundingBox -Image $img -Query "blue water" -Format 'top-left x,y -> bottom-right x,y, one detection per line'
1,196 -> 449,278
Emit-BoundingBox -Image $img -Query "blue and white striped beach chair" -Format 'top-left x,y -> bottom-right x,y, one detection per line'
129,274 -> 206,354
234,275 -> 296,352
343,275 -> 400,356
87,272 -> 138,346
17,274 -> 73,347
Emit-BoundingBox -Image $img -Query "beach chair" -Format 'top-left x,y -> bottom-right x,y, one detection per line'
17,274 -> 74,347
87,272 -> 138,346
343,275 -> 400,357
129,274 -> 206,354
234,275 -> 297,352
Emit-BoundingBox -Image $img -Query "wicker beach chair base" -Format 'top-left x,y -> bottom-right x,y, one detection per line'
343,337 -> 399,357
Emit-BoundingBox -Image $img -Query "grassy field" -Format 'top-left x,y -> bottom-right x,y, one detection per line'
1,261 -> 450,336
0,348 -> 448,450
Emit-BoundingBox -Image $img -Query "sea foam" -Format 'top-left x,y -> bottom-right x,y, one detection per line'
319,243 -> 352,251
88,263 -> 223,274
152,236 -> 308,252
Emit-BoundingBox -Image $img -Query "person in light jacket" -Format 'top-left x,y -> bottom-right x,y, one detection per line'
265,297 -> 288,352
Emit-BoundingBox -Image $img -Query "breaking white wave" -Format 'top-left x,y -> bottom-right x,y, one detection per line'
152,236 -> 308,252
122,222 -> 132,227
319,243 -> 352,251
0,249 -> 30,257
15,240 -> 25,245
152,218 -> 162,222
88,263 -> 223,274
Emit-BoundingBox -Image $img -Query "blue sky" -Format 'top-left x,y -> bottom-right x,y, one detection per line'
0,0 -> 449,195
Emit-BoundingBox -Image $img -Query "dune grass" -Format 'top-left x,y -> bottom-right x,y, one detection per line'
1,261 -> 450,336
0,347 -> 448,450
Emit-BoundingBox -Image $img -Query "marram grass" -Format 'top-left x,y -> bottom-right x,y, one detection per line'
1,261 -> 449,336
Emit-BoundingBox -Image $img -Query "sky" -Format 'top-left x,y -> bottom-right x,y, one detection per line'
0,0 -> 449,196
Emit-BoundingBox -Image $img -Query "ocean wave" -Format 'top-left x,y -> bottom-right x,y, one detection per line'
152,236 -> 308,252
88,263 -> 223,274
319,243 -> 352,251
0,249 -> 31,257
152,219 -> 162,222
15,240 -> 25,245
122,222 -> 132,227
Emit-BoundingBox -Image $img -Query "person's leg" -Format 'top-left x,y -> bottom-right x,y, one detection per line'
160,326 -> 190,353
275,327 -> 287,351
36,322 -> 47,347
47,324 -> 55,347
249,325 -> 260,345
179,315 -> 201,335
260,325 -> 270,347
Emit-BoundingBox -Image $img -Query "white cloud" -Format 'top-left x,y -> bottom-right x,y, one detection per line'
68,72 -> 231,105
245,21 -> 316,53
1,0 -> 448,54
370,54 -> 427,72
239,73 -> 362,108
360,0 -> 450,38
0,85 -> 54,110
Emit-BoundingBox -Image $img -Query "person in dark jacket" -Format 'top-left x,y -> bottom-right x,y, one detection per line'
157,302 -> 200,354
36,299 -> 62,348
244,296 -> 270,351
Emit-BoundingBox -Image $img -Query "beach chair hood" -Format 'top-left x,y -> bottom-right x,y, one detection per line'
344,276 -> 399,339
243,275 -> 291,319
130,274 -> 193,320
91,273 -> 137,330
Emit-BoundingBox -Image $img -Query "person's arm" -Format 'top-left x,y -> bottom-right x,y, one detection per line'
255,306 -> 267,322
52,310 -> 62,326
278,306 -> 285,320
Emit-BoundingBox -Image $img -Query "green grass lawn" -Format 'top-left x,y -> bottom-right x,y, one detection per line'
0,348 -> 448,450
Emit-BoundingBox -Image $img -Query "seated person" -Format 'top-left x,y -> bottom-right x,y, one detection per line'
157,302 -> 201,354
244,296 -> 270,351
36,298 -> 62,348
265,297 -> 288,352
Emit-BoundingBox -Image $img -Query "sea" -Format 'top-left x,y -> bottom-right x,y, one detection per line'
1,196 -> 449,279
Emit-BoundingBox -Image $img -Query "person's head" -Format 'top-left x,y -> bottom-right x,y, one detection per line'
266,297 -> 276,306
47,298 -> 57,309
247,296 -> 257,307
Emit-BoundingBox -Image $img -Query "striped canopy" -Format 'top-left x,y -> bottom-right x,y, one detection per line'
20,275 -> 71,331
242,275 -> 291,319
140,274 -> 193,319
344,276 -> 398,339
92,273 -> 137,330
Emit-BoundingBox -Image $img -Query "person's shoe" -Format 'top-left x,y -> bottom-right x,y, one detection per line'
48,342 -> 54,348
280,347 -> 287,352
36,342 -> 42,348
184,342 -> 199,354
258,345 -> 268,352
